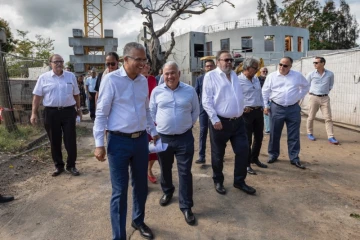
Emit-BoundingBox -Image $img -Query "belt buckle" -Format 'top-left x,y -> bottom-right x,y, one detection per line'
57,107 -> 64,110
230,117 -> 237,121
131,132 -> 140,138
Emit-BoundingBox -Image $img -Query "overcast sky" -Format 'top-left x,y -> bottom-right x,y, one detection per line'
0,0 -> 359,62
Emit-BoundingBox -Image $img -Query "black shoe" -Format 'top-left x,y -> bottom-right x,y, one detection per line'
66,167 -> 80,176
267,158 -> 278,164
182,209 -> 196,225
131,221 -> 154,239
291,161 -> 306,169
0,194 -> 14,203
195,159 -> 205,164
247,167 -> 257,175
52,168 -> 64,177
214,183 -> 226,195
233,183 -> 256,195
252,160 -> 268,168
159,193 -> 173,206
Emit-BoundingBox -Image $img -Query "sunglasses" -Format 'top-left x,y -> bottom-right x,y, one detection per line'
279,63 -> 289,68
313,62 -> 321,64
106,62 -> 116,67
220,58 -> 234,63
261,71 -> 268,73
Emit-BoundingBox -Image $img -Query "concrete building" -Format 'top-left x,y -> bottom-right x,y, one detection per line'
68,29 -> 118,73
159,21 -> 309,86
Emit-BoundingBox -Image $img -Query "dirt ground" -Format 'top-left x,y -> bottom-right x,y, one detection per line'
0,115 -> 359,240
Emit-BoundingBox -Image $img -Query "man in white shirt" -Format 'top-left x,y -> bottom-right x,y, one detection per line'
31,54 -> 81,177
93,42 -> 159,240
150,61 -> 199,226
202,50 -> 256,195
85,70 -> 97,121
262,57 -> 310,169
238,58 -> 268,175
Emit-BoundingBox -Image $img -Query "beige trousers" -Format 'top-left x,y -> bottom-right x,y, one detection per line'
306,95 -> 334,138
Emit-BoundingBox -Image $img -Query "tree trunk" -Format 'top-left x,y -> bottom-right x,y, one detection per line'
0,52 -> 18,132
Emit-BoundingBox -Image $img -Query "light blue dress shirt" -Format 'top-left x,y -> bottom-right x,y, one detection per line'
149,82 -> 200,135
306,69 -> 334,95
85,77 -> 97,93
238,73 -> 264,107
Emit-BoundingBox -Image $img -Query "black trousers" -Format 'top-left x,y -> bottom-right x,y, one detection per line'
242,108 -> 264,166
44,107 -> 77,169
209,116 -> 248,185
89,92 -> 96,119
157,130 -> 194,210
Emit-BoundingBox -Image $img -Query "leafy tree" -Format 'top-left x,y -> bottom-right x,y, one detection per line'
0,18 -> 16,53
113,0 -> 234,74
266,0 -> 278,26
279,0 -> 320,28
33,35 -> 54,60
257,0 -> 268,26
15,30 -> 34,58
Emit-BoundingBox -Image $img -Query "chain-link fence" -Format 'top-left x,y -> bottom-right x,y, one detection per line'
0,51 -> 48,153
266,49 -> 360,127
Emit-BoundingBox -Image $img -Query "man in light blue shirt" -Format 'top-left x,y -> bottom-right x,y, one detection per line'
85,70 -> 97,120
238,58 -> 268,175
150,61 -> 199,226
306,56 -> 338,144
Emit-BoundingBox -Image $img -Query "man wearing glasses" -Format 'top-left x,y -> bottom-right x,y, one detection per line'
262,57 -> 309,169
31,54 -> 81,177
258,67 -> 270,134
238,58 -> 268,175
306,57 -> 338,144
194,59 -> 215,164
202,50 -> 256,195
94,42 -> 158,240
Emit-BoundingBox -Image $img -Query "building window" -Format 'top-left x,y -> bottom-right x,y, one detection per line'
194,44 -> 204,58
297,37 -> 304,52
285,36 -> 293,51
264,35 -> 275,52
220,38 -> 230,51
205,41 -> 212,56
241,36 -> 252,52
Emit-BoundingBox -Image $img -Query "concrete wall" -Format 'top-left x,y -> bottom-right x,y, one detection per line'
205,26 -> 309,65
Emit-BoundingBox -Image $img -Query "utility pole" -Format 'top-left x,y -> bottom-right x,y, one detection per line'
0,28 -> 17,132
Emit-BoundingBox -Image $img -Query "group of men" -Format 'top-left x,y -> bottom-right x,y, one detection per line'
8,41 -> 336,240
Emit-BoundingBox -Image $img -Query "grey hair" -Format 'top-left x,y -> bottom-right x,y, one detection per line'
242,58 -> 259,71
123,42 -> 145,56
163,61 -> 179,71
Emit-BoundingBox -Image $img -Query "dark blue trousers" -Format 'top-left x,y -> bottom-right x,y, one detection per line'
107,132 -> 148,240
268,103 -> 301,163
157,130 -> 194,210
209,117 -> 248,185
198,107 -> 209,160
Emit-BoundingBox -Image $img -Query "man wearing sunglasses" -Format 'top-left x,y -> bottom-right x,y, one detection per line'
194,59 -> 216,164
262,57 -> 309,169
258,67 -> 270,134
202,50 -> 255,195
238,58 -> 268,175
306,57 -> 338,144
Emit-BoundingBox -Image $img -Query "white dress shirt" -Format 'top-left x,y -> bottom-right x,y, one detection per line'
238,73 -> 264,107
150,82 -> 199,135
32,70 -> 79,107
85,77 -> 97,93
202,67 -> 245,124
262,70 -> 310,107
93,67 -> 157,147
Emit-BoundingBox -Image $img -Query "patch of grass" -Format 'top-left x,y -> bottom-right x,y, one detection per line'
350,213 -> 360,220
76,126 -> 92,137
0,125 -> 43,153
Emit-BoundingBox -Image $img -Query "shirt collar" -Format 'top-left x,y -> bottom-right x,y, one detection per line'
51,70 -> 64,78
215,67 -> 235,78
119,66 -> 143,81
276,69 -> 292,77
163,81 -> 184,90
239,73 -> 257,82
315,69 -> 327,75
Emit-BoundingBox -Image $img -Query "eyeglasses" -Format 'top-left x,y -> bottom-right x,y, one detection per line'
51,61 -> 64,65
261,71 -> 268,73
106,62 -> 116,67
279,63 -> 289,68
205,65 -> 214,68
219,58 -> 234,63
127,56 -> 148,64
313,62 -> 321,64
